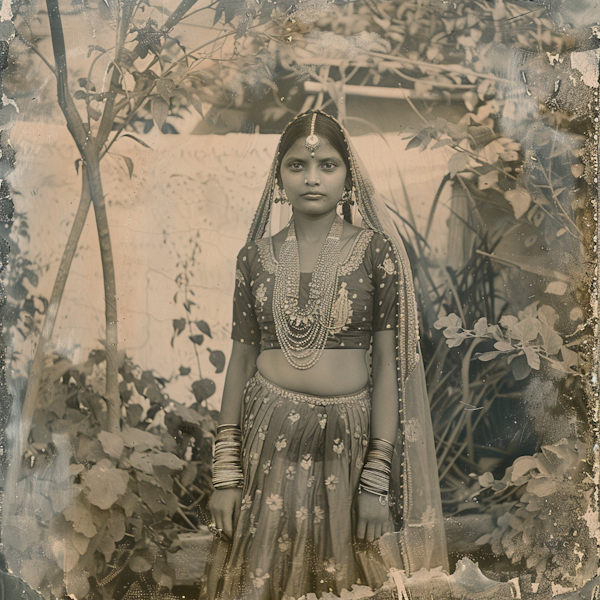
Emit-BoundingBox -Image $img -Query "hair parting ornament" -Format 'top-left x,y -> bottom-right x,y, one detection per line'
304,112 -> 321,157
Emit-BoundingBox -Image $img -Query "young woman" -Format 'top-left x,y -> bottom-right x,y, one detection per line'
204,111 -> 447,600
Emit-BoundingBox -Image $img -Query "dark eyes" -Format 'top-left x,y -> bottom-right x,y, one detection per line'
287,162 -> 338,171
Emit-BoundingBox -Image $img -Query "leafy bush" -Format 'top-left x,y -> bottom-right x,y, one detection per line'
434,302 -> 582,381
5,351 -> 218,599
474,438 -> 596,589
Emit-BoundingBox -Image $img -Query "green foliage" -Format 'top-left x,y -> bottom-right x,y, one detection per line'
474,438 -> 596,588
6,350 -> 218,599
2,211 -> 48,346
171,237 -> 222,407
434,302 -> 582,381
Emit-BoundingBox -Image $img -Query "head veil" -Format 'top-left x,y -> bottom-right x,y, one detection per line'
246,110 -> 448,575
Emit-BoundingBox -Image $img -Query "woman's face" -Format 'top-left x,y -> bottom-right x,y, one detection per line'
279,136 -> 348,219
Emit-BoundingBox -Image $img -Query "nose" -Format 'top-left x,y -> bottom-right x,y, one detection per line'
305,164 -> 320,186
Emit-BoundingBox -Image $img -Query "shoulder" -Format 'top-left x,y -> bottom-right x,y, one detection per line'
238,236 -> 277,274
367,230 -> 397,258
236,240 -> 264,269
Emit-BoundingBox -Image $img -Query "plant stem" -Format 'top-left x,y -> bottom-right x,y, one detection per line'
86,154 -> 120,433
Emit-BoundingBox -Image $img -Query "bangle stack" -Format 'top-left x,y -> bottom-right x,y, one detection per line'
212,424 -> 244,490
359,438 -> 394,499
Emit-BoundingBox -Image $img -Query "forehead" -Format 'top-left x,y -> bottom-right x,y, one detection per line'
282,137 -> 344,161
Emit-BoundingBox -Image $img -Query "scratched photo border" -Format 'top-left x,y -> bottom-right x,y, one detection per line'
0,0 -> 599,598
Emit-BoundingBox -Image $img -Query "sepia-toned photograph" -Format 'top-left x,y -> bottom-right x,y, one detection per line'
0,0 -> 599,598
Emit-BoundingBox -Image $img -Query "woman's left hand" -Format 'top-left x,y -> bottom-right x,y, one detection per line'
355,490 -> 393,542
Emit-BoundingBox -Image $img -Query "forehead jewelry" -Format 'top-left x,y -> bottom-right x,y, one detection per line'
305,113 -> 320,157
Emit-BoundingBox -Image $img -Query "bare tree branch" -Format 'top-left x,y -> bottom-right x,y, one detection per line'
45,0 -> 89,152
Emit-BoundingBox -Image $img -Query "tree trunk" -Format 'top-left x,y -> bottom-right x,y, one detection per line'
85,153 -> 120,433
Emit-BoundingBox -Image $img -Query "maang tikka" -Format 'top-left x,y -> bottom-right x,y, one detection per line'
305,113 -> 320,157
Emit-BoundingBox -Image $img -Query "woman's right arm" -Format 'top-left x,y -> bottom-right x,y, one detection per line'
208,341 -> 260,541
218,340 -> 260,425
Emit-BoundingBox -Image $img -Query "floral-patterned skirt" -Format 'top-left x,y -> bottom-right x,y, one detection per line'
204,372 -> 402,600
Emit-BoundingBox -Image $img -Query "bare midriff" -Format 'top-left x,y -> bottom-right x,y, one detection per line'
256,348 -> 370,396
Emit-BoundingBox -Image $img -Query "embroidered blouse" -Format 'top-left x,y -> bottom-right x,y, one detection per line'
231,229 -> 400,350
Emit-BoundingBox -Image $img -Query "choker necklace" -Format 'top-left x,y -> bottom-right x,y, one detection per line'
273,214 -> 343,369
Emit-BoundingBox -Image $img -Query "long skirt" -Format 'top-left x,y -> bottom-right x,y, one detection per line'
204,372 -> 402,600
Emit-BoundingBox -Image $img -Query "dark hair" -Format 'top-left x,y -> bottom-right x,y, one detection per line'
276,112 -> 351,186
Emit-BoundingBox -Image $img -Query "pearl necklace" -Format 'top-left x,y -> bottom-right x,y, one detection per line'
273,214 -> 343,369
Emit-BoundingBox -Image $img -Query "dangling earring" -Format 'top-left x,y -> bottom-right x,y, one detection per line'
275,186 -> 289,204
339,187 -> 354,206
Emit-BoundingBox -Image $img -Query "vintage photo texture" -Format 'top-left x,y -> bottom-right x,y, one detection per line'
1,0 -> 599,598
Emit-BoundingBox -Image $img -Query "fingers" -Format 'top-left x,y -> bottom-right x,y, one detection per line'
233,496 -> 242,530
357,518 -> 390,541
356,518 -> 367,541
208,499 -> 223,532
222,510 -> 233,542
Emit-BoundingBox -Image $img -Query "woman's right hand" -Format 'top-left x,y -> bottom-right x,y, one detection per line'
207,488 -> 243,542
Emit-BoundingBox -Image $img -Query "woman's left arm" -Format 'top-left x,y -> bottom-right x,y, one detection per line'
370,329 -> 399,441
355,329 -> 399,542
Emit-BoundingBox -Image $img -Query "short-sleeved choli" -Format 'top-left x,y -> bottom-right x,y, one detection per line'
231,230 -> 399,350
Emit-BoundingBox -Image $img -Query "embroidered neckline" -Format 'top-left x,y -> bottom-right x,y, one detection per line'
257,229 -> 374,276
339,229 -> 374,276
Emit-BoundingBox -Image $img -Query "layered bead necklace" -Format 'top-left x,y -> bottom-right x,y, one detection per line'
273,214 -> 344,369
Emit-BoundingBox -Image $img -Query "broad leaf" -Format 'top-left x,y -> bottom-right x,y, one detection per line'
208,348 -> 226,373
523,347 -> 540,370
63,503 -> 98,538
181,462 -> 198,487
51,539 -> 80,573
65,567 -> 90,597
195,320 -> 212,337
156,78 -> 177,103
83,460 -> 129,510
526,477 -> 558,498
151,96 -> 169,131
494,341 -> 513,352
192,378 -> 216,402
537,305 -> 559,327
130,554 -> 152,573
560,346 -> 579,368
153,562 -> 175,590
504,188 -> 531,220
148,452 -> 185,471
121,427 -> 161,452
511,355 -> 531,380
171,318 -> 186,347
448,152 -> 470,177
541,324 -> 563,356
98,431 -> 124,459
129,451 -> 154,475
433,313 -> 462,330
477,170 -> 498,190
478,472 -> 494,488
473,317 -> 488,337
107,508 -> 126,542
545,281 -> 567,295
189,334 -> 204,346
442,328 -> 466,348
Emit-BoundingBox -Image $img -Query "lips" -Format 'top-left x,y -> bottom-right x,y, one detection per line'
301,193 -> 324,199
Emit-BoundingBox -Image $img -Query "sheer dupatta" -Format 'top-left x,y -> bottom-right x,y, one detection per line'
246,111 -> 449,576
